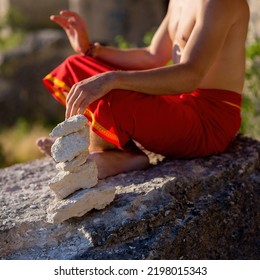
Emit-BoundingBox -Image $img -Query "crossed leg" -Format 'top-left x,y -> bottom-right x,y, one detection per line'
88,130 -> 149,179
36,129 -> 149,179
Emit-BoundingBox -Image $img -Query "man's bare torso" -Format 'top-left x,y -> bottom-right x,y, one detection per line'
167,0 -> 249,93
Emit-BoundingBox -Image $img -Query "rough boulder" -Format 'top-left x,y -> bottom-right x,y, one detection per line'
0,135 -> 259,260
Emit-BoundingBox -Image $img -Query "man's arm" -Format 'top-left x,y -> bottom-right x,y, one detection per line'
94,13 -> 172,70
112,0 -> 238,94
52,8 -> 172,70
66,0 -> 240,117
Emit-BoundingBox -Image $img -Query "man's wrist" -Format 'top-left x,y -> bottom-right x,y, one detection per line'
111,70 -> 130,91
85,42 -> 101,58
105,71 -> 119,91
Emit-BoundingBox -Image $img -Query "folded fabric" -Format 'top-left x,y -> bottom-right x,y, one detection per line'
43,55 -> 242,158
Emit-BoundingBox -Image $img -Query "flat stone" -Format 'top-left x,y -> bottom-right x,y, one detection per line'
49,160 -> 98,200
56,151 -> 89,172
50,114 -> 88,138
51,128 -> 89,163
47,183 -> 116,224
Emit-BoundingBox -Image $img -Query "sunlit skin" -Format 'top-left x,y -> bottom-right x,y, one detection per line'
37,0 -> 249,179
50,10 -> 90,55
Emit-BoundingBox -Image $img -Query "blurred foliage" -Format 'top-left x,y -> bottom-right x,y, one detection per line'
241,39 -> 260,139
143,27 -> 157,46
115,34 -> 136,49
0,118 -> 50,167
0,6 -> 26,51
1,6 -> 27,29
0,29 -> 25,51
115,27 -> 156,48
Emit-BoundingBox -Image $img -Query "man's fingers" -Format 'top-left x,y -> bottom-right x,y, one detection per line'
77,99 -> 89,115
65,90 -> 76,119
60,10 -> 82,21
66,84 -> 78,105
66,96 -> 86,119
50,15 -> 69,29
50,10 -> 82,28
66,84 -> 85,118
71,94 -> 85,116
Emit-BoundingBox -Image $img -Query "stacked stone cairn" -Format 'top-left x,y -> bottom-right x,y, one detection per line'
46,114 -> 116,224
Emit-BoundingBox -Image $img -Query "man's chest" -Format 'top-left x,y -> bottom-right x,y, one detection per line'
168,0 -> 197,49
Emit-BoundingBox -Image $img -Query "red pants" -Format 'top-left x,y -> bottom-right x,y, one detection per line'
43,54 -> 242,158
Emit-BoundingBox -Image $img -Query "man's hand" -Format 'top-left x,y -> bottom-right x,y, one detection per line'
65,72 -> 116,119
50,10 -> 90,55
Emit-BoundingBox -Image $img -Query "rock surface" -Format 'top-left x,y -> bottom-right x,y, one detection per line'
0,135 -> 259,260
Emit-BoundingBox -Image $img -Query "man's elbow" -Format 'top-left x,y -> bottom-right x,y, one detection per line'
181,64 -> 205,93
185,75 -> 202,92
145,55 -> 169,69
145,47 -> 170,68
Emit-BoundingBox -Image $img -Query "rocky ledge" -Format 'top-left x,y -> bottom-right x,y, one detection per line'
0,135 -> 259,260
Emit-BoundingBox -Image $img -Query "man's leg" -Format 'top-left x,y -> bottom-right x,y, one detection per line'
36,130 -> 149,179
89,130 -> 150,179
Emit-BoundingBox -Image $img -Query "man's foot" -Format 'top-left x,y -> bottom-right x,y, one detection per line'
36,135 -> 150,179
36,137 -> 55,157
89,150 -> 150,179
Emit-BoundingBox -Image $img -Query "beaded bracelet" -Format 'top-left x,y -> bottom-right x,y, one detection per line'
85,42 -> 101,58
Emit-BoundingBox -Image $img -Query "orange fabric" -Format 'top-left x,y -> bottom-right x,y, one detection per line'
42,54 -> 242,158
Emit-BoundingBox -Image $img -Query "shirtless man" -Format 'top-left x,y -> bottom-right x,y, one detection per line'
37,0 -> 249,179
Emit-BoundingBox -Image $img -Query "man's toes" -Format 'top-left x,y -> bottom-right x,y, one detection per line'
36,137 -> 54,157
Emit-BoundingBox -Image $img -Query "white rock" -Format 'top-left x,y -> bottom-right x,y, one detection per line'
51,128 -> 89,163
49,160 -> 98,200
47,184 -> 116,224
50,114 -> 88,138
56,151 -> 89,172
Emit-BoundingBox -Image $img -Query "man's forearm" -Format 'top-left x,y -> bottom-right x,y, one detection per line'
94,45 -> 166,70
112,64 -> 201,95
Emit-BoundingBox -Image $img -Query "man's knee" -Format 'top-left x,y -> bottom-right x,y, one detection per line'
89,129 -> 117,152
